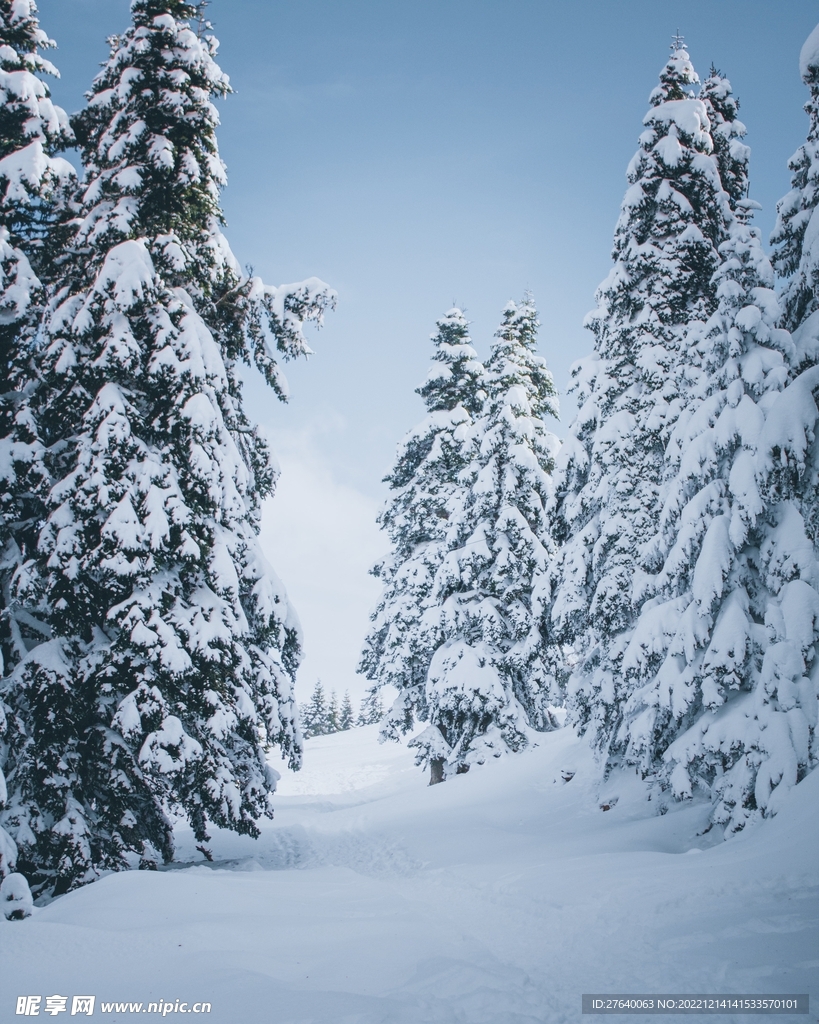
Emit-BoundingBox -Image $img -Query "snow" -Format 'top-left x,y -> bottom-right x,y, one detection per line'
645,99 -> 711,152
0,725 -> 815,1022
0,872 -> 32,920
89,239 -> 156,310
0,141 -> 71,202
799,23 -> 819,81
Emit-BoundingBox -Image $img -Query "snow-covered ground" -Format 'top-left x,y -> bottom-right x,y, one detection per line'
1,725 -> 816,1023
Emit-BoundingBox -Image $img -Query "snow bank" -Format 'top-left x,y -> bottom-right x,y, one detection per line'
0,726 -> 814,1022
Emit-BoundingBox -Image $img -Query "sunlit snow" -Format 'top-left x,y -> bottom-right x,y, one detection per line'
0,725 -> 815,1023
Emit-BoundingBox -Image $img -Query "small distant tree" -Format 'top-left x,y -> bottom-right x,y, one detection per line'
357,688 -> 384,726
300,680 -> 328,739
326,691 -> 340,734
339,692 -> 354,730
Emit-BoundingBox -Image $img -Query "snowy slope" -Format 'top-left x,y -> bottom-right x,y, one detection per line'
0,725 -> 816,1023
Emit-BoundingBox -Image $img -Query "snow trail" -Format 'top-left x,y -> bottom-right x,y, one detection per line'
0,725 -> 815,1023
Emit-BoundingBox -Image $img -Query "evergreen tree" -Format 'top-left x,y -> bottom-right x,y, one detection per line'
411,297 -> 560,782
326,690 -> 340,734
549,41 -> 732,768
0,0 -> 73,884
357,687 -> 384,727
300,680 -> 328,739
358,308 -> 485,739
1,0 -> 333,896
0,0 -> 73,259
339,690 -> 354,730
620,200 -> 812,830
0,0 -> 74,674
713,20 -> 819,828
771,24 -> 819,339
747,366 -> 819,830
700,68 -> 749,210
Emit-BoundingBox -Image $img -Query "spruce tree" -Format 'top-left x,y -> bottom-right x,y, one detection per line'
0,0 -> 73,885
771,24 -> 819,340
326,690 -> 340,734
549,40 -> 731,768
700,68 -> 749,210
412,297 -> 560,782
0,0 -> 74,680
1,0 -> 333,896
358,308 -> 485,739
300,680 -> 328,739
357,687 -> 384,727
339,690 -> 354,730
620,200 -> 809,830
718,20 -> 819,827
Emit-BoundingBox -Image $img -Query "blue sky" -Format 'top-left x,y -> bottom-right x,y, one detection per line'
37,0 -> 819,702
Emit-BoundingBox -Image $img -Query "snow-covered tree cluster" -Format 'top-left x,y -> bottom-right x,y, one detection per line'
298,680 -> 376,738
364,32 -> 819,833
0,0 -> 333,898
360,300 -> 562,783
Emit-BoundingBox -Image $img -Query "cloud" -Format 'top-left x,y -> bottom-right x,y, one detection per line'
259,425 -> 386,707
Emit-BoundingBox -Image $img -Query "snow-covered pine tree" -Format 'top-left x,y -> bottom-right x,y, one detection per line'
326,690 -> 340,734
618,197 -> 806,830
411,297 -> 560,783
549,40 -> 732,769
0,0 -> 73,884
357,687 -> 384,727
358,308 -> 485,739
771,24 -> 819,341
616,56 -> 819,830
700,68 -> 749,211
339,690 -> 353,730
0,2 -> 73,674
1,0 -> 333,896
0,0 -> 73,284
300,680 -> 328,739
718,20 -> 819,827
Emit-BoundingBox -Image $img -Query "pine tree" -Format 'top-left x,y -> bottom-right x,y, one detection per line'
300,680 -> 328,739
746,370 -> 819,830
0,0 -> 73,885
0,0 -> 74,671
700,68 -> 749,211
411,297 -> 560,782
358,308 -> 485,740
339,690 -> 354,730
618,198 -> 810,830
326,690 -> 340,734
549,40 -> 732,768
1,0 -> 333,896
710,20 -> 819,828
356,687 -> 384,727
771,24 -> 819,340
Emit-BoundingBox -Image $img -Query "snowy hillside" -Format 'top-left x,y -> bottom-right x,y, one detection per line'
0,725 -> 815,1023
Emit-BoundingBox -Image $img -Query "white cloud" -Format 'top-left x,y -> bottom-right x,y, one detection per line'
259,425 -> 386,708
